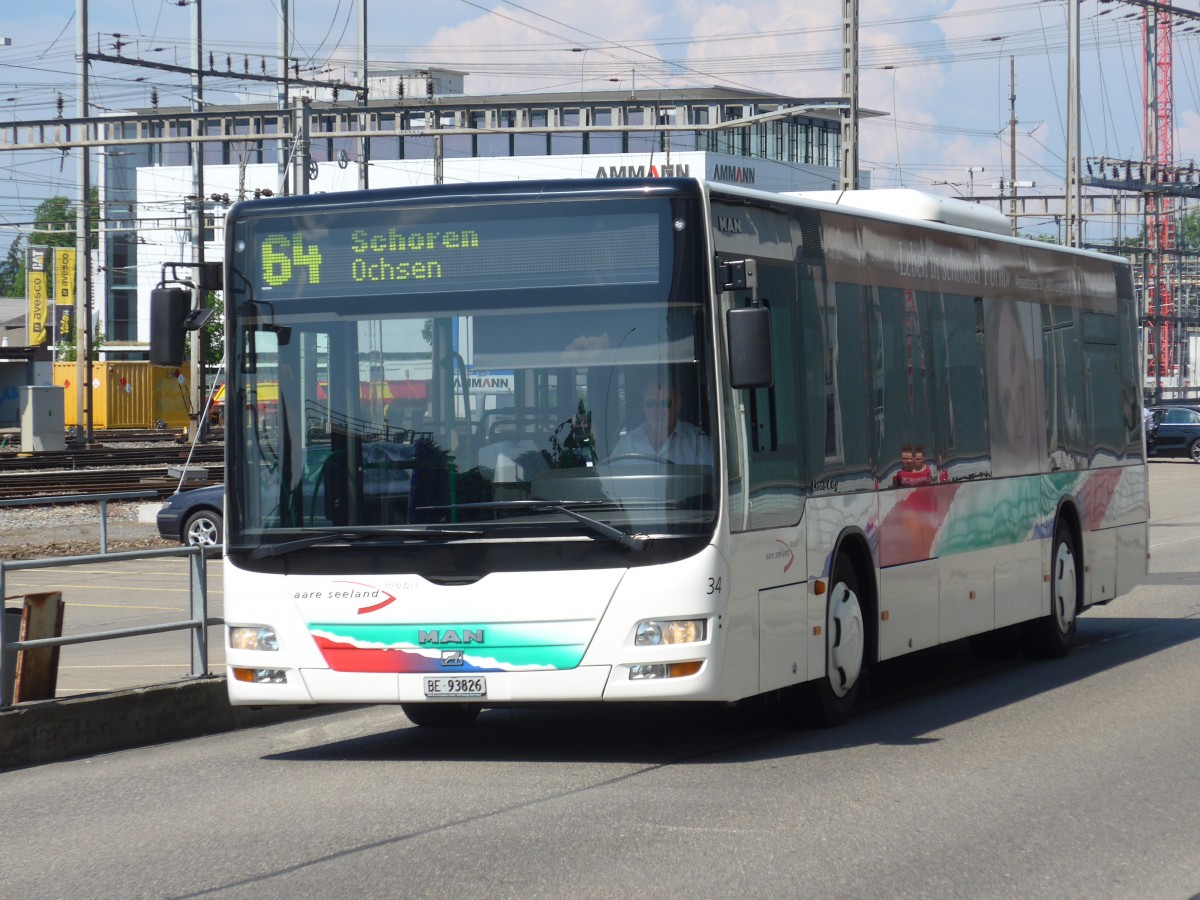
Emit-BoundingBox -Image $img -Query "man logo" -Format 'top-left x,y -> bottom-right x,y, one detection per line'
418,628 -> 484,645
441,650 -> 465,667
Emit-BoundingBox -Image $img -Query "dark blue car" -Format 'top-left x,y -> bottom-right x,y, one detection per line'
157,485 -> 224,546
1146,406 -> 1200,462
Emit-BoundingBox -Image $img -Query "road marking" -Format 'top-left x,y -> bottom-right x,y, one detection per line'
1149,534 -> 1200,548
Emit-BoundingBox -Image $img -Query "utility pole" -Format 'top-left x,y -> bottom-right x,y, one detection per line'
358,0 -> 369,191
278,0 -> 290,192
1009,57 -> 1019,236
189,0 -> 206,440
75,0 -> 94,444
293,97 -> 312,196
1066,0 -> 1083,247
839,0 -> 860,191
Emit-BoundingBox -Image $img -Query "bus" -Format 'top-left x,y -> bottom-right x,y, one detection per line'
209,178 -> 1148,727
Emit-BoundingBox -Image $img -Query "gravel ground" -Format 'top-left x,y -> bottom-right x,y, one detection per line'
0,500 -> 176,560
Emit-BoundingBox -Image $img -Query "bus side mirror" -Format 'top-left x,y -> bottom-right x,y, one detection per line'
149,287 -> 190,366
727,306 -> 773,389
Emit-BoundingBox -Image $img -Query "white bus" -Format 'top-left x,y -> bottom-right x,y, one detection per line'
212,178 -> 1148,726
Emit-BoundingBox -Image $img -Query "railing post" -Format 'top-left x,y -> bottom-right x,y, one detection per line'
98,498 -> 110,554
189,545 -> 209,677
0,561 -> 10,709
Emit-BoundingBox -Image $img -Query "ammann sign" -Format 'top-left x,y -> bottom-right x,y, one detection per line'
712,164 -> 756,184
594,163 -> 691,178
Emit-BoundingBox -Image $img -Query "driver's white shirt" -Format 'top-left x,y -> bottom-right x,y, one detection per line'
611,420 -> 712,466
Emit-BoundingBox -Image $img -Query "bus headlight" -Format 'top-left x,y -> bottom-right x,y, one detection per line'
229,626 -> 279,651
635,618 -> 706,646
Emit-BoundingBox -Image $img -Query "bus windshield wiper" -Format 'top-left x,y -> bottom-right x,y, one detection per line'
428,500 -> 650,551
251,525 -> 483,560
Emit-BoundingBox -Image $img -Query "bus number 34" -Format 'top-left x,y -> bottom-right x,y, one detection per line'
708,577 -> 722,594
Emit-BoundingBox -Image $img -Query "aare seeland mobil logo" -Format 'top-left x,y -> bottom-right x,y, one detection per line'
292,580 -> 399,614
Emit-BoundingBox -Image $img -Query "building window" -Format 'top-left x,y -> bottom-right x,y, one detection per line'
442,134 -> 473,158
515,109 -> 548,156
627,108 -> 655,153
552,108 -> 583,154
590,108 -> 622,153
403,135 -> 437,160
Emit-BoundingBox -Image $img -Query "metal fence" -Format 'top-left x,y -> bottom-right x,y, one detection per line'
0,491 -> 221,708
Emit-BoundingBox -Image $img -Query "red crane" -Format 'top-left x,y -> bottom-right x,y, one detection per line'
1145,5 -> 1175,383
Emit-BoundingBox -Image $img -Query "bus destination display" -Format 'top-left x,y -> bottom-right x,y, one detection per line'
249,207 -> 665,299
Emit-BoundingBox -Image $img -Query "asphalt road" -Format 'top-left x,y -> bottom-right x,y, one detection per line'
2,462 -> 1198,899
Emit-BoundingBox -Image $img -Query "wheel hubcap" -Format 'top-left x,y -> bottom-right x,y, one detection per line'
827,581 -> 865,698
1052,541 -> 1078,635
188,519 -> 218,546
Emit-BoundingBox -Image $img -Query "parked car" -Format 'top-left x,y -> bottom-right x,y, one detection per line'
1145,405 -> 1200,461
157,485 -> 224,546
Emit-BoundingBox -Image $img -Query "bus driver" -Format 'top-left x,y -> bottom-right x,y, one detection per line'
611,376 -> 712,466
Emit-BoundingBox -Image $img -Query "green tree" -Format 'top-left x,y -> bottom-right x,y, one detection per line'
1176,209 -> 1200,251
29,190 -> 100,252
3,191 -> 101,299
202,290 -> 224,366
0,234 -> 23,297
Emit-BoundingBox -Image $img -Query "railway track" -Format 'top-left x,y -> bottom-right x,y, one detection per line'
0,467 -> 225,503
0,443 -> 223,472
0,440 -> 224,504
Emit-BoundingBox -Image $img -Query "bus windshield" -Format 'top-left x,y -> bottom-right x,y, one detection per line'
226,191 -> 716,552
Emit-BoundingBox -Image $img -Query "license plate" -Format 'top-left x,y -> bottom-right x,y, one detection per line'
423,675 -> 486,698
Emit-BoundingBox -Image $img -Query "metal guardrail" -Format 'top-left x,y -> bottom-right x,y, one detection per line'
0,489 -> 160,554
0,490 -> 222,709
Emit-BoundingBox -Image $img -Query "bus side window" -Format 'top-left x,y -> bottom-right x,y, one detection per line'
743,262 -> 803,530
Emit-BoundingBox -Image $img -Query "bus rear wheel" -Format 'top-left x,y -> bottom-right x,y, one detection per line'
1020,526 -> 1079,659
804,556 -> 867,726
401,702 -> 482,727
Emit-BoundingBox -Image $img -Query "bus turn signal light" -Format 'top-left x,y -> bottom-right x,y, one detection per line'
232,667 -> 287,684
629,661 -> 703,680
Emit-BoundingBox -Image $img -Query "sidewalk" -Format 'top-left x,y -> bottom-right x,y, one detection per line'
0,676 -> 334,770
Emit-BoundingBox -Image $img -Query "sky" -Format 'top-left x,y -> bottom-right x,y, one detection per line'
2,0 -> 1199,247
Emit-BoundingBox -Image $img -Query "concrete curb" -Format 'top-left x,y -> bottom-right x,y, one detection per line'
0,677 -> 334,771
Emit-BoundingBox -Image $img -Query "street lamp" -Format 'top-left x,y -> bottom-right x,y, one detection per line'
571,47 -> 589,94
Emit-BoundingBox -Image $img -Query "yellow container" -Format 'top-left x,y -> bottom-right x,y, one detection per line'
53,362 -> 192,429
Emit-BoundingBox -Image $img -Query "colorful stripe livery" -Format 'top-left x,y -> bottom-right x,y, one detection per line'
309,620 -> 595,673
877,468 -> 1132,568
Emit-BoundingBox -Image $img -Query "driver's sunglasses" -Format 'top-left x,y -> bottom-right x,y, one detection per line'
644,399 -> 672,409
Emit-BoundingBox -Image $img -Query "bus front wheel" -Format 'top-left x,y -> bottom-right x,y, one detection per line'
1020,526 -> 1079,659
401,702 -> 482,727
804,556 -> 867,726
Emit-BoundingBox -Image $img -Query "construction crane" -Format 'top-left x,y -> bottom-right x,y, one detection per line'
1144,3 -> 1175,386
